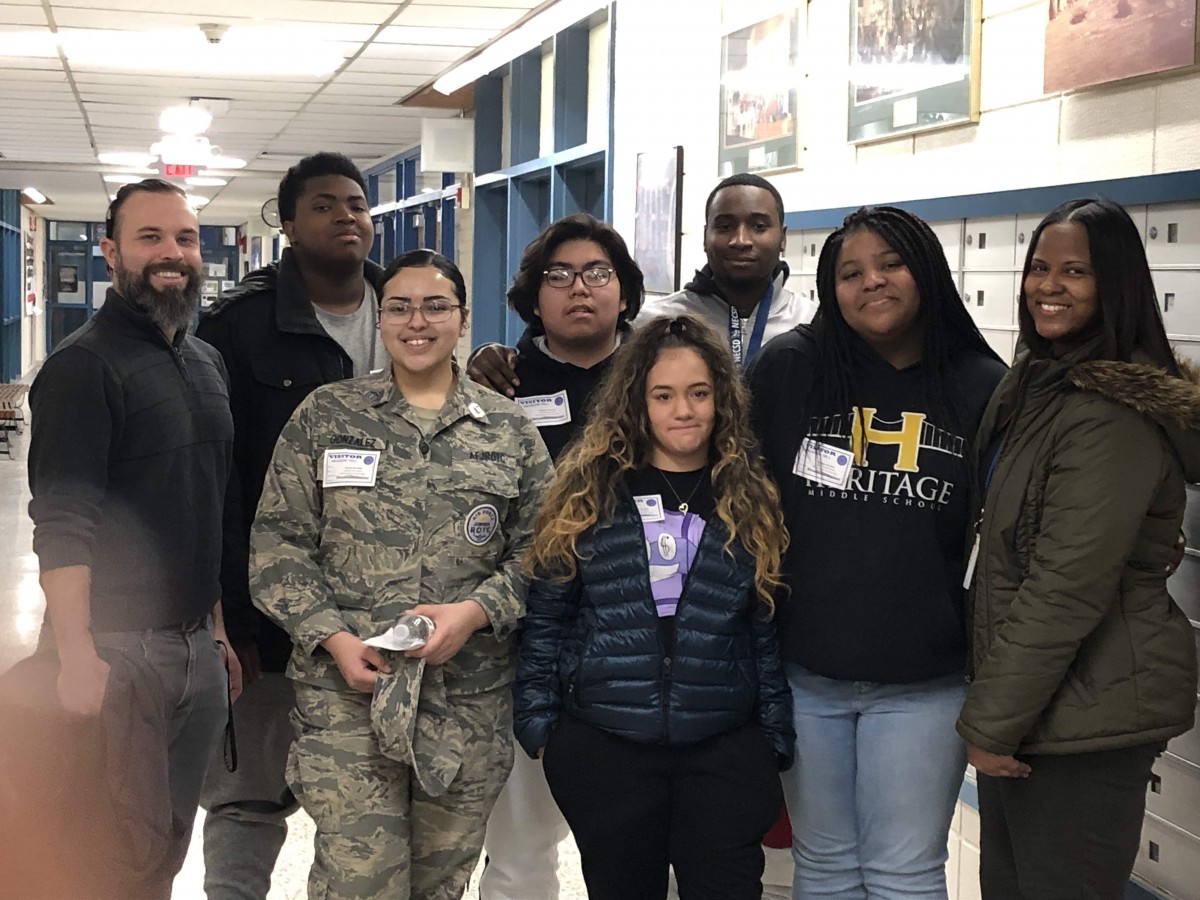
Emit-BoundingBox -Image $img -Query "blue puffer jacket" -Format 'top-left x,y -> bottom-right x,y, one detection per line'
513,495 -> 795,769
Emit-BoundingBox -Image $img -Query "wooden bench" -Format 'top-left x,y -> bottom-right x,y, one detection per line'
0,383 -> 29,458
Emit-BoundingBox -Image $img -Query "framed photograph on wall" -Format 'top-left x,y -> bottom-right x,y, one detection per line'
634,147 -> 684,295
848,0 -> 981,143
1044,0 -> 1195,93
718,11 -> 802,176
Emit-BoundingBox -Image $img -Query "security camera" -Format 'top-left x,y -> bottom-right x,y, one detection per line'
200,23 -> 228,45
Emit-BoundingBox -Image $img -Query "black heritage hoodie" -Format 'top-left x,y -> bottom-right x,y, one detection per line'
747,325 -> 1006,684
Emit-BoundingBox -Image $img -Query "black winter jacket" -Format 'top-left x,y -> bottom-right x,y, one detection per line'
513,495 -> 795,769
196,249 -> 386,670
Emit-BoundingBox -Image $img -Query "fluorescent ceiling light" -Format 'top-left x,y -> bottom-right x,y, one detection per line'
22,187 -> 47,204
433,0 -> 608,95
101,144 -> 245,171
148,135 -> 246,170
187,194 -> 210,207
0,27 -> 344,77
103,173 -> 146,184
160,105 -> 213,135
0,32 -> 56,56
186,176 -> 228,187
99,151 -> 158,168
151,134 -> 216,167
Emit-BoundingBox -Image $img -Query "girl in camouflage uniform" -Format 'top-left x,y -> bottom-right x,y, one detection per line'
251,250 -> 553,900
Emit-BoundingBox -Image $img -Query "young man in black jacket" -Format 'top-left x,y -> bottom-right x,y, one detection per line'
478,213 -> 643,900
195,152 -> 384,900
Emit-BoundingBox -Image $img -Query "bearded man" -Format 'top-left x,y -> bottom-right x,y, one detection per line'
25,178 -> 241,897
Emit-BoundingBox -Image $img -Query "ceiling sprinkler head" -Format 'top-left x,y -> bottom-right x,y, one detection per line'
200,23 -> 228,45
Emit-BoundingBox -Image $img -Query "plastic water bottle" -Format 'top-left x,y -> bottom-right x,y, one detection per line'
389,613 -> 435,650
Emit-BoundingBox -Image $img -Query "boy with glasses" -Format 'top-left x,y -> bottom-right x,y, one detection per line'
478,213 -> 644,900
468,174 -> 813,395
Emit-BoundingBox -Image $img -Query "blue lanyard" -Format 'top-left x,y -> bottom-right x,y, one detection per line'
728,283 -> 773,368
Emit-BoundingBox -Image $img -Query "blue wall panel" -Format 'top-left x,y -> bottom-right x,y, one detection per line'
0,190 -> 20,381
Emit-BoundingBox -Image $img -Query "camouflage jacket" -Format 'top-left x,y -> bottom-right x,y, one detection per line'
251,368 -> 553,693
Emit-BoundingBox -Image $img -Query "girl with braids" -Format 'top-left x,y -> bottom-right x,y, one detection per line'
746,205 -> 1007,897
513,314 -> 794,900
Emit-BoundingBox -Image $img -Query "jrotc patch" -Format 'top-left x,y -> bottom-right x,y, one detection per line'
464,504 -> 500,545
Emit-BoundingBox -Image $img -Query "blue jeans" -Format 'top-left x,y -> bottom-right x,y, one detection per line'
780,664 -> 967,899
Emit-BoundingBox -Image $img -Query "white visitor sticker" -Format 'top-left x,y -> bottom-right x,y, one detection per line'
516,391 -> 572,427
793,439 -> 853,490
634,494 -> 666,523
322,448 -> 380,488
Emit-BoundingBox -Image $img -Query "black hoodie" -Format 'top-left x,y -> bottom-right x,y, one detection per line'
512,328 -> 614,461
747,325 -> 1006,684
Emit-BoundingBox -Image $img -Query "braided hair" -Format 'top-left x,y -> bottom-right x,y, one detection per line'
808,205 -> 1001,434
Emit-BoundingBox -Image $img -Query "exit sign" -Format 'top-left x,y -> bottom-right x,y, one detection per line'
163,164 -> 197,177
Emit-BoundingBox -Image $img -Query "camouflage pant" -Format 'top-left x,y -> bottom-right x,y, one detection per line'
288,682 -> 514,900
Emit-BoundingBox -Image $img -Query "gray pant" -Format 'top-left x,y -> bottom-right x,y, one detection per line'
200,671 -> 299,900
94,615 -> 228,895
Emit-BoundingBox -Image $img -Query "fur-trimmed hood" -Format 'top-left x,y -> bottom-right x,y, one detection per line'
1068,355 -> 1200,481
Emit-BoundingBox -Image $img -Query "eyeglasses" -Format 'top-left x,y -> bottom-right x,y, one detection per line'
542,266 -> 615,289
380,299 -> 463,323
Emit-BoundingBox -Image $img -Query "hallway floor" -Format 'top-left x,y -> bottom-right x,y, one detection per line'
0,421 -> 589,899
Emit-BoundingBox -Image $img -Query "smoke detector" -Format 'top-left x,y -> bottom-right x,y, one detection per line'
199,23 -> 228,45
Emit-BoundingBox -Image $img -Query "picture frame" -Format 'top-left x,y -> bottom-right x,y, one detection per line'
1043,0 -> 1196,94
718,11 -> 802,176
57,265 -> 78,294
847,0 -> 981,143
634,147 -> 684,296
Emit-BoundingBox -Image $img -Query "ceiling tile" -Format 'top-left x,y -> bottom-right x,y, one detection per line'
0,0 -> 538,221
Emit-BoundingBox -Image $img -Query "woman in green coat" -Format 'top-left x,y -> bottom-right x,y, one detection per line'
957,197 -> 1200,898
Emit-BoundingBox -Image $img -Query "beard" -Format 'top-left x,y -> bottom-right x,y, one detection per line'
117,256 -> 202,336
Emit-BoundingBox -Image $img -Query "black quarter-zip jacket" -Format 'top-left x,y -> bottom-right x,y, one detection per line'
748,325 -> 1006,684
29,288 -> 234,632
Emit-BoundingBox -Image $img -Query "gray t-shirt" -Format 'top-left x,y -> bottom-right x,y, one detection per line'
313,281 -> 385,375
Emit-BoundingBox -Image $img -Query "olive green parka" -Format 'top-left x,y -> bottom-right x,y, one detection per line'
957,345 -> 1200,756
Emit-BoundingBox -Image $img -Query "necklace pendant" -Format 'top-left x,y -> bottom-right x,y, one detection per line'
678,502 -> 689,513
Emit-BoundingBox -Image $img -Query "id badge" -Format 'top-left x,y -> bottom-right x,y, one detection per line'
793,438 -> 853,489
516,391 -> 572,427
634,494 -> 666,523
963,533 -> 981,589
322,448 -> 380,487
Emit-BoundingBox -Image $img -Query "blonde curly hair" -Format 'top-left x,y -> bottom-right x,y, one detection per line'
526,314 -> 787,611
